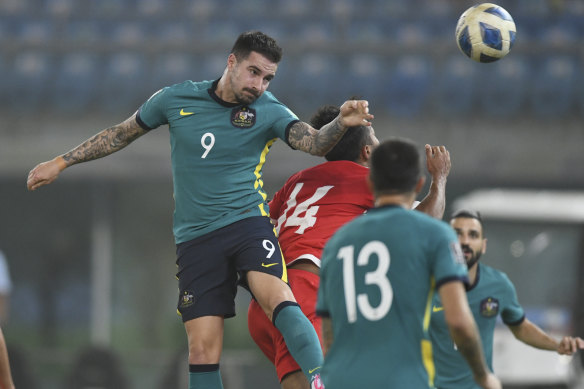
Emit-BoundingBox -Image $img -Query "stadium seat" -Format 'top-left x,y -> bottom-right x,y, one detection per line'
345,17 -> 395,46
291,18 -> 335,46
386,56 -> 432,117
478,57 -> 528,118
274,0 -> 311,18
151,21 -> 192,47
285,53 -> 344,114
44,0 -> 76,18
61,19 -> 104,46
394,21 -> 430,50
3,51 -> 53,112
51,52 -> 102,113
529,57 -> 577,118
201,19 -> 251,47
135,0 -> 166,18
99,52 -> 149,114
88,0 -> 130,18
184,0 -> 219,22
17,19 -> 56,46
0,0 -> 34,16
150,52 -> 198,91
344,54 -> 389,103
109,21 -> 149,49
434,55 -> 477,117
196,53 -> 225,82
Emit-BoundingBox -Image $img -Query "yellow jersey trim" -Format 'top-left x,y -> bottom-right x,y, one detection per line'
422,277 -> 436,387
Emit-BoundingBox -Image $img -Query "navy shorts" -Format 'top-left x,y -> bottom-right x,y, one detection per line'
175,216 -> 287,322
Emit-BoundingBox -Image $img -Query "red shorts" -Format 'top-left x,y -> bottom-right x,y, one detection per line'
247,268 -> 322,381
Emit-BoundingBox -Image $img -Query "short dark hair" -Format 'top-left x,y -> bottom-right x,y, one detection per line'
231,31 -> 283,63
450,209 -> 483,224
369,138 -> 422,195
309,104 -> 373,162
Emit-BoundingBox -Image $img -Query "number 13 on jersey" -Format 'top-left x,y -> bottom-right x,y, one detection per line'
337,241 -> 393,323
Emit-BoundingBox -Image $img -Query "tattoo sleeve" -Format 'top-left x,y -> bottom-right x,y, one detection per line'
61,115 -> 148,167
288,117 -> 347,156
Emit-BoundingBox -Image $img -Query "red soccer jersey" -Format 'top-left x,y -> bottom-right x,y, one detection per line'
269,160 -> 373,267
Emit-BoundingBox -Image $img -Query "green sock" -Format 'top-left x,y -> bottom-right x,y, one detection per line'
273,302 -> 324,385
189,364 -> 224,389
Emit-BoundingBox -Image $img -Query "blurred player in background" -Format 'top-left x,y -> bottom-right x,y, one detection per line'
26,30 -> 375,389
430,209 -> 584,389
316,138 -> 501,389
248,103 -> 451,389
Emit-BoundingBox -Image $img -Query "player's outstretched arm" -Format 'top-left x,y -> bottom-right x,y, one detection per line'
440,281 -> 501,389
27,113 -> 147,191
509,318 -> 584,355
288,100 -> 374,156
414,145 -> 451,219
0,327 -> 14,389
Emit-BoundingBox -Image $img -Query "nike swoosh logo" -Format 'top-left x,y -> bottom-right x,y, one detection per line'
179,109 -> 194,116
432,306 -> 444,313
309,367 -> 321,374
261,262 -> 278,268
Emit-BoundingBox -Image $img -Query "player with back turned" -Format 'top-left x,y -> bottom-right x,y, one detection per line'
316,138 -> 501,389
27,31 -> 374,389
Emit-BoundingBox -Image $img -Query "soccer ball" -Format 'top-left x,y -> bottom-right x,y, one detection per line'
455,3 -> 516,63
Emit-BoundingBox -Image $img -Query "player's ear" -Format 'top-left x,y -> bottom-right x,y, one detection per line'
227,53 -> 237,70
482,238 -> 487,254
361,145 -> 371,163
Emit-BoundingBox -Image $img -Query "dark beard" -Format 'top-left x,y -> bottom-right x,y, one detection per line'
462,245 -> 482,269
235,89 -> 258,105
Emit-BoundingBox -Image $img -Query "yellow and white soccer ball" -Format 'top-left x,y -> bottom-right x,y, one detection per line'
455,3 -> 516,63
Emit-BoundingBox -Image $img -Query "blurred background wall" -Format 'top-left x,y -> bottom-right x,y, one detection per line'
0,0 -> 583,388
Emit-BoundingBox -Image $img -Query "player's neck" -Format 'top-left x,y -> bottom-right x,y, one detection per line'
374,194 -> 415,209
215,72 -> 236,103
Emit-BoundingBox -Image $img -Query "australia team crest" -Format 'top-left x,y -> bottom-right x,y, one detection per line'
480,297 -> 499,318
231,107 -> 256,128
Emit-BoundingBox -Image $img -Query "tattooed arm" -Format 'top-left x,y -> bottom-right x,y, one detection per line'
288,100 -> 374,156
27,112 -> 147,191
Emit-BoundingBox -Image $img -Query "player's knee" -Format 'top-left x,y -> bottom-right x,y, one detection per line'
188,339 -> 222,364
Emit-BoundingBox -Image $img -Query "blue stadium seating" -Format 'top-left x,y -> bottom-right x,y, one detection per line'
44,0 -> 76,18
386,56 -> 432,117
344,54 -> 389,104
88,0 -> 131,18
99,52 -> 149,114
4,51 -> 54,112
285,53 -> 344,113
108,21 -> 150,49
150,52 -> 198,91
62,20 -> 104,46
434,55 -> 477,116
17,19 -> 56,46
478,57 -> 529,118
51,52 -> 102,113
0,0 -> 581,119
196,53 -> 226,82
345,17 -> 396,45
530,56 -> 577,118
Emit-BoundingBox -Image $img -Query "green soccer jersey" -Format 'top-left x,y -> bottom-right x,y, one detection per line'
430,263 -> 525,389
316,205 -> 468,389
137,79 -> 298,243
